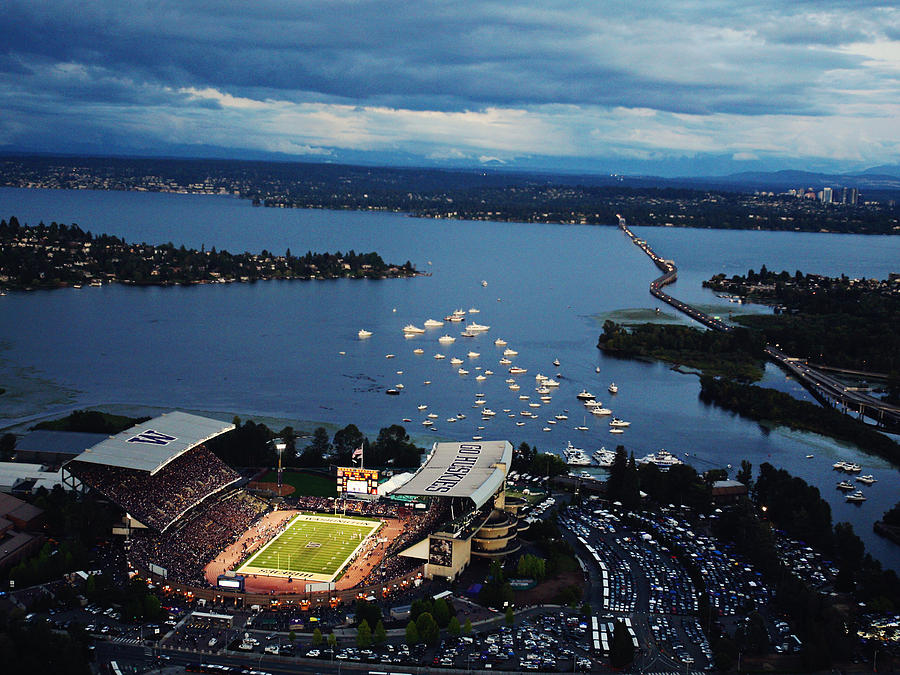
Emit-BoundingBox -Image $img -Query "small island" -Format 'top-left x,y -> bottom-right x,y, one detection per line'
0,217 -> 420,290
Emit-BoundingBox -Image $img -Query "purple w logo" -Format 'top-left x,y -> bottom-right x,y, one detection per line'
126,429 -> 177,445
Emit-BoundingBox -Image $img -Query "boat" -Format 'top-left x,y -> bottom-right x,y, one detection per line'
423,318 -> 444,328
358,329 -> 373,339
595,366 -> 601,373
474,398 -> 487,405
509,383 -> 520,391
637,449 -> 683,469
529,402 -> 541,408
402,418 -> 412,423
458,368 -> 469,375
836,481 -> 855,491
509,366 -> 527,374
543,378 -> 559,388
467,351 -> 480,358
564,441 -> 592,465
576,389 -> 596,400
460,331 -> 476,338
503,348 -> 518,357
481,280 -> 488,287
555,413 -> 568,421
446,417 -> 457,423
499,357 -> 512,365
422,420 -> 433,426
466,322 -> 490,332
592,446 -> 615,468
475,374 -> 487,381
536,387 -> 551,395
583,399 -> 601,408
516,421 -> 525,426
427,413 -> 439,419
805,454 -> 815,459
547,420 -> 556,425
519,394 -> 530,400
609,418 -> 631,428
424,380 -> 431,385
468,308 -> 480,313
608,382 -> 618,394
553,358 -> 560,367
494,338 -> 507,346
856,475 -> 877,485
590,407 -> 613,416
609,428 -> 625,434
450,357 -> 464,365
434,353 -> 446,359
417,404 -> 428,410
446,313 -> 465,322
394,383 -> 404,389
484,369 -> 494,375
543,427 -> 551,432
575,425 -> 589,432
385,388 -> 400,395
385,354 -> 395,359
403,324 -> 426,334
457,413 -> 466,419
482,409 -> 496,417
472,435 -> 483,441
413,348 -> 424,354
535,373 -> 549,382
845,463 -> 862,473
846,490 -> 867,503
438,334 -> 456,344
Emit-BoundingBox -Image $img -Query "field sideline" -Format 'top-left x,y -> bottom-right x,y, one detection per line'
235,513 -> 381,582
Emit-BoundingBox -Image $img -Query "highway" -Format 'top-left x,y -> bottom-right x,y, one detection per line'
617,215 -> 900,432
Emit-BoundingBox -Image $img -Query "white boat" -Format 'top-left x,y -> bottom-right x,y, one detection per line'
427,413 -> 439,419
457,368 -> 469,375
438,335 -> 456,344
466,322 -> 490,332
608,382 -> 618,394
475,374 -> 487,381
609,418 -> 631,428
535,373 -> 549,382
446,313 -> 465,322
543,427 -> 551,432
836,481 -> 855,491
481,280 -> 488,287
357,329 -> 373,339
509,366 -> 527,374
609,428 -> 624,434
503,348 -> 518,357
536,387 -> 551,395
474,398 -> 487,405
516,421 -> 525,426
509,383 -> 520,391
592,447 -> 615,468
423,318 -> 444,328
413,348 -> 424,354
460,331 -> 475,337
484,370 -> 494,375
457,413 -> 466,419
637,449 -> 682,469
499,357 -> 512,365
576,389 -> 596,400
468,307 -> 480,313
450,357 -> 464,365
555,413 -> 568,421
434,353 -> 446,359
564,441 -> 592,465
856,475 -> 877,485
385,354 -> 395,359
583,399 -> 601,408
417,404 -> 428,410
543,378 -> 559,388
403,324 -> 426,334
529,402 -> 541,408
422,420 -> 433,426
590,407 -> 613,416
446,417 -> 457,423
846,490 -> 867,503
519,395 -> 530,400
574,425 -> 589,432
472,435 -> 483,440
467,351 -> 480,358
482,409 -> 496,416
494,338 -> 507,346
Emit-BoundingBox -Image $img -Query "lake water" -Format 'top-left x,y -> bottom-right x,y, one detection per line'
0,187 -> 897,570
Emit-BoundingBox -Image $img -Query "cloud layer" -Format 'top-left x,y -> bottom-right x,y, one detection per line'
1,1 -> 898,174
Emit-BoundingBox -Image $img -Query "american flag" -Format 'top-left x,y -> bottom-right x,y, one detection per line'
352,445 -> 363,460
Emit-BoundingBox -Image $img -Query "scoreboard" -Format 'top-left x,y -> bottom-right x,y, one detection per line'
336,467 -> 379,495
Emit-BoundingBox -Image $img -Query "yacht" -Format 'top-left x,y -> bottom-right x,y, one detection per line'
846,490 -> 867,503
494,338 -> 507,346
836,481 -> 855,491
413,348 -> 424,354
422,420 -> 433,426
466,322 -> 490,332
543,427 -> 552,432
609,428 -> 625,434
446,417 -> 457,423
386,388 -> 400,395
460,331 -> 476,338
474,398 -> 487,405
472,435 -> 483,441
457,368 -> 469,375
427,413 -> 439,419
403,324 -> 426,334
434,353 -> 446,359
637,449 -> 683,469
503,348 -> 518,357
499,357 -> 513,365
385,354 -> 395,359
450,357 -> 464,365
574,424 -> 589,432
590,407 -> 613,416
484,370 -> 494,375
468,307 -> 480,313
417,404 -> 428,410
609,418 -> 631,428
509,383 -> 520,391
535,373 -> 549,382
509,366 -> 527,374
438,335 -> 456,344
608,382 -> 618,394
856,474 -> 877,485
543,378 -> 559,388
467,351 -> 480,358
592,447 -> 615,468
423,318 -> 444,328
553,358 -> 561,367
482,409 -> 496,417
446,314 -> 464,322
576,389 -> 596,400
357,329 -> 373,339
564,442 -> 592,465
555,413 -> 569,421
475,374 -> 487,381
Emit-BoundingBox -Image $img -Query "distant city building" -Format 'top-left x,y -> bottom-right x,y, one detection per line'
821,187 -> 833,204
850,187 -> 858,205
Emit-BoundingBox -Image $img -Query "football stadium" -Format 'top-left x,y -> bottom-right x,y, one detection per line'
62,411 -> 526,605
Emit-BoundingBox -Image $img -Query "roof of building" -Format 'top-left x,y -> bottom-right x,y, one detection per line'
0,492 -> 44,524
16,430 -> 109,456
396,440 -> 512,509
71,411 -> 234,474
0,463 -> 62,493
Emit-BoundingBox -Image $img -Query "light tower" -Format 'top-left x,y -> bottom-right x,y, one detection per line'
274,440 -> 287,495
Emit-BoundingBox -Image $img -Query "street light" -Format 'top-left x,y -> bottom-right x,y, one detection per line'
274,441 -> 287,495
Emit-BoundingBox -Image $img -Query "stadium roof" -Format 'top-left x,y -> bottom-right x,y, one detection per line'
72,411 -> 235,474
16,430 -> 109,456
396,440 -> 512,509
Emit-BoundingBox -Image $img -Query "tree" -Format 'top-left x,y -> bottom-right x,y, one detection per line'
416,612 -> 439,646
405,620 -> 420,646
356,620 -> 372,648
432,597 -> 450,628
736,459 -> 753,487
327,633 -> 337,651
462,618 -> 472,636
298,427 -> 331,467
504,607 -> 514,626
332,424 -> 366,465
373,620 -> 387,646
289,630 -> 296,642
609,619 -> 634,668
312,627 -> 323,646
447,616 -> 461,637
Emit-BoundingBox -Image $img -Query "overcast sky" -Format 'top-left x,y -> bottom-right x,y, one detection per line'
1,1 -> 898,175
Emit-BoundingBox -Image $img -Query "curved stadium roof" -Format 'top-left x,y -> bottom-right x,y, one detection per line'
71,411 -> 235,474
396,440 -> 512,509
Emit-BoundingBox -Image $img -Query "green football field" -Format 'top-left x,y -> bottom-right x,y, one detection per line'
236,513 -> 380,582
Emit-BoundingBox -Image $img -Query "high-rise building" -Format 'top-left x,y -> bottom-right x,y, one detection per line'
850,187 -> 858,205
841,187 -> 848,204
822,187 -> 833,204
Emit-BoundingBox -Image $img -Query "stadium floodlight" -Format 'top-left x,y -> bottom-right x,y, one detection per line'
274,440 -> 287,495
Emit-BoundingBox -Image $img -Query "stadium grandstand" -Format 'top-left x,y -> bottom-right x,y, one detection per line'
393,440 -> 523,581
63,412 -> 241,532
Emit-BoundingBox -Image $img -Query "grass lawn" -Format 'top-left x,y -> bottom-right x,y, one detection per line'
260,469 -> 336,497
236,513 -> 379,581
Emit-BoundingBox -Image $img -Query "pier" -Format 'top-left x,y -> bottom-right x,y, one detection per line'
617,215 -> 900,432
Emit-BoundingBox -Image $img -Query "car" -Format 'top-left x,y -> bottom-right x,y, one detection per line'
305,649 -> 321,658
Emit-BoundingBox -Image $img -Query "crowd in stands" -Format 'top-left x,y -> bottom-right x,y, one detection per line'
129,490 -> 268,585
68,445 -> 240,531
